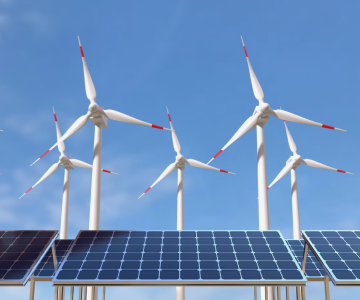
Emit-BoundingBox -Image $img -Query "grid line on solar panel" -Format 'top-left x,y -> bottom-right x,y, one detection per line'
286,239 -> 325,280
52,230 -> 306,285
0,230 -> 58,285
302,231 -> 360,285
34,239 -> 74,279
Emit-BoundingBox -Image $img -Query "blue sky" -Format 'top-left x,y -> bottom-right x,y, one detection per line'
0,0 -> 359,299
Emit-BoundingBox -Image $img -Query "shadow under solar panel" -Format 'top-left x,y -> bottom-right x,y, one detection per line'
303,231 -> 360,285
53,230 -> 307,286
0,230 -> 58,286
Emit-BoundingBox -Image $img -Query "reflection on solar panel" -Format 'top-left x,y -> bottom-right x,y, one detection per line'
34,239 -> 73,280
0,230 -> 58,286
303,231 -> 360,285
286,239 -> 324,280
53,230 -> 306,286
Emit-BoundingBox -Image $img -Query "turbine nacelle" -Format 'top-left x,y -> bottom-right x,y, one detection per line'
253,102 -> 271,126
59,155 -> 74,170
88,103 -> 103,117
286,154 -> 302,169
175,155 -> 186,170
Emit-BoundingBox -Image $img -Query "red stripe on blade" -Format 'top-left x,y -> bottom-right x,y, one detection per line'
267,187 -> 269,190
322,124 -> 335,130
102,169 -> 110,173
152,124 -> 163,130
337,169 -> 346,173
213,150 -> 223,159
54,114 -> 57,122
243,46 -> 248,57
168,114 -> 171,122
40,150 -> 50,158
26,187 -> 32,193
80,46 -> 84,57
220,170 -> 228,173
144,187 -> 151,193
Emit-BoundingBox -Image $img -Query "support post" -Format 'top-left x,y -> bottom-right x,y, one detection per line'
286,287 -> 289,300
88,123 -> 103,300
61,169 -> 70,239
277,287 -> 281,300
291,169 -> 301,239
102,287 -> 106,300
54,287 -> 58,300
257,125 -> 272,300
324,274 -> 330,300
78,287 -> 83,300
296,287 -> 301,300
301,286 -> 306,300
29,276 -> 35,300
254,287 -> 257,300
176,168 -> 185,300
301,243 -> 308,273
71,286 -> 74,300
58,286 -> 63,300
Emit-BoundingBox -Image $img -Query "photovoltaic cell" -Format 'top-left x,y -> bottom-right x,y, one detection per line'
34,239 -> 73,280
0,230 -> 58,285
303,230 -> 360,285
53,230 -> 306,286
286,239 -> 325,280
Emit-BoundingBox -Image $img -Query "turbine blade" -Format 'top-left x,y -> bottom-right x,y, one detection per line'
166,107 -> 181,153
272,109 -> 346,132
284,121 -> 297,154
30,112 -> 91,166
70,159 -> 118,174
78,37 -> 96,103
53,107 -> 65,154
138,162 -> 176,199
207,115 -> 257,164
186,159 -> 235,175
302,159 -> 353,175
103,109 -> 171,131
20,162 -> 61,199
241,37 -> 264,103
268,163 -> 294,189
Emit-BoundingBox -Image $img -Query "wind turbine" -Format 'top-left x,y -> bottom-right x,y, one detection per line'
268,121 -> 353,239
207,37 -> 345,231
139,108 -> 235,300
20,108 -> 118,239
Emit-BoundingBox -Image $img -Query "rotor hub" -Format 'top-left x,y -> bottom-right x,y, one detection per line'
175,155 -> 186,170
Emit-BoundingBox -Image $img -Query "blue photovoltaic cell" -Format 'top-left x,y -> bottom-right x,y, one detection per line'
286,239 -> 325,280
34,239 -> 73,279
303,231 -> 360,285
0,230 -> 58,285
53,230 -> 306,286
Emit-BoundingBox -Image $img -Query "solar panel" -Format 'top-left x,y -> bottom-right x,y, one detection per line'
303,230 -> 360,285
286,239 -> 325,281
34,239 -> 74,280
0,230 -> 58,286
53,230 -> 306,286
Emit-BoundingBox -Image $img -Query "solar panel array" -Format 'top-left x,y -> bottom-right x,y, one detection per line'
286,239 -> 325,280
34,239 -> 74,279
0,230 -> 58,285
303,231 -> 360,285
53,230 -> 306,286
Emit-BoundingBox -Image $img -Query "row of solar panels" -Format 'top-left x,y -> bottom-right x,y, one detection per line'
0,230 -> 359,286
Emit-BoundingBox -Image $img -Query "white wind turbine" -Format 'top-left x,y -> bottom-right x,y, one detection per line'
139,108 -> 235,300
207,37 -> 345,231
20,108 -> 118,239
268,121 -> 353,239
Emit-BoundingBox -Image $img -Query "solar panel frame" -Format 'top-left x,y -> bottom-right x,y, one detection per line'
53,230 -> 307,287
286,239 -> 325,281
33,239 -> 74,281
0,230 -> 59,286
303,230 -> 360,286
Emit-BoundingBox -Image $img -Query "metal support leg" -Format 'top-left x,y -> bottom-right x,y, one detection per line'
29,276 -> 35,300
58,287 -> 63,300
79,287 -> 83,300
277,287 -> 281,300
91,287 -> 95,300
301,244 -> 308,273
296,287 -> 301,300
286,287 -> 289,300
265,286 -> 269,300
70,286 -> 74,300
301,286 -> 306,300
102,287 -> 106,300
272,287 -> 276,300
324,274 -> 330,300
54,287 -> 58,300
254,287 -> 257,300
